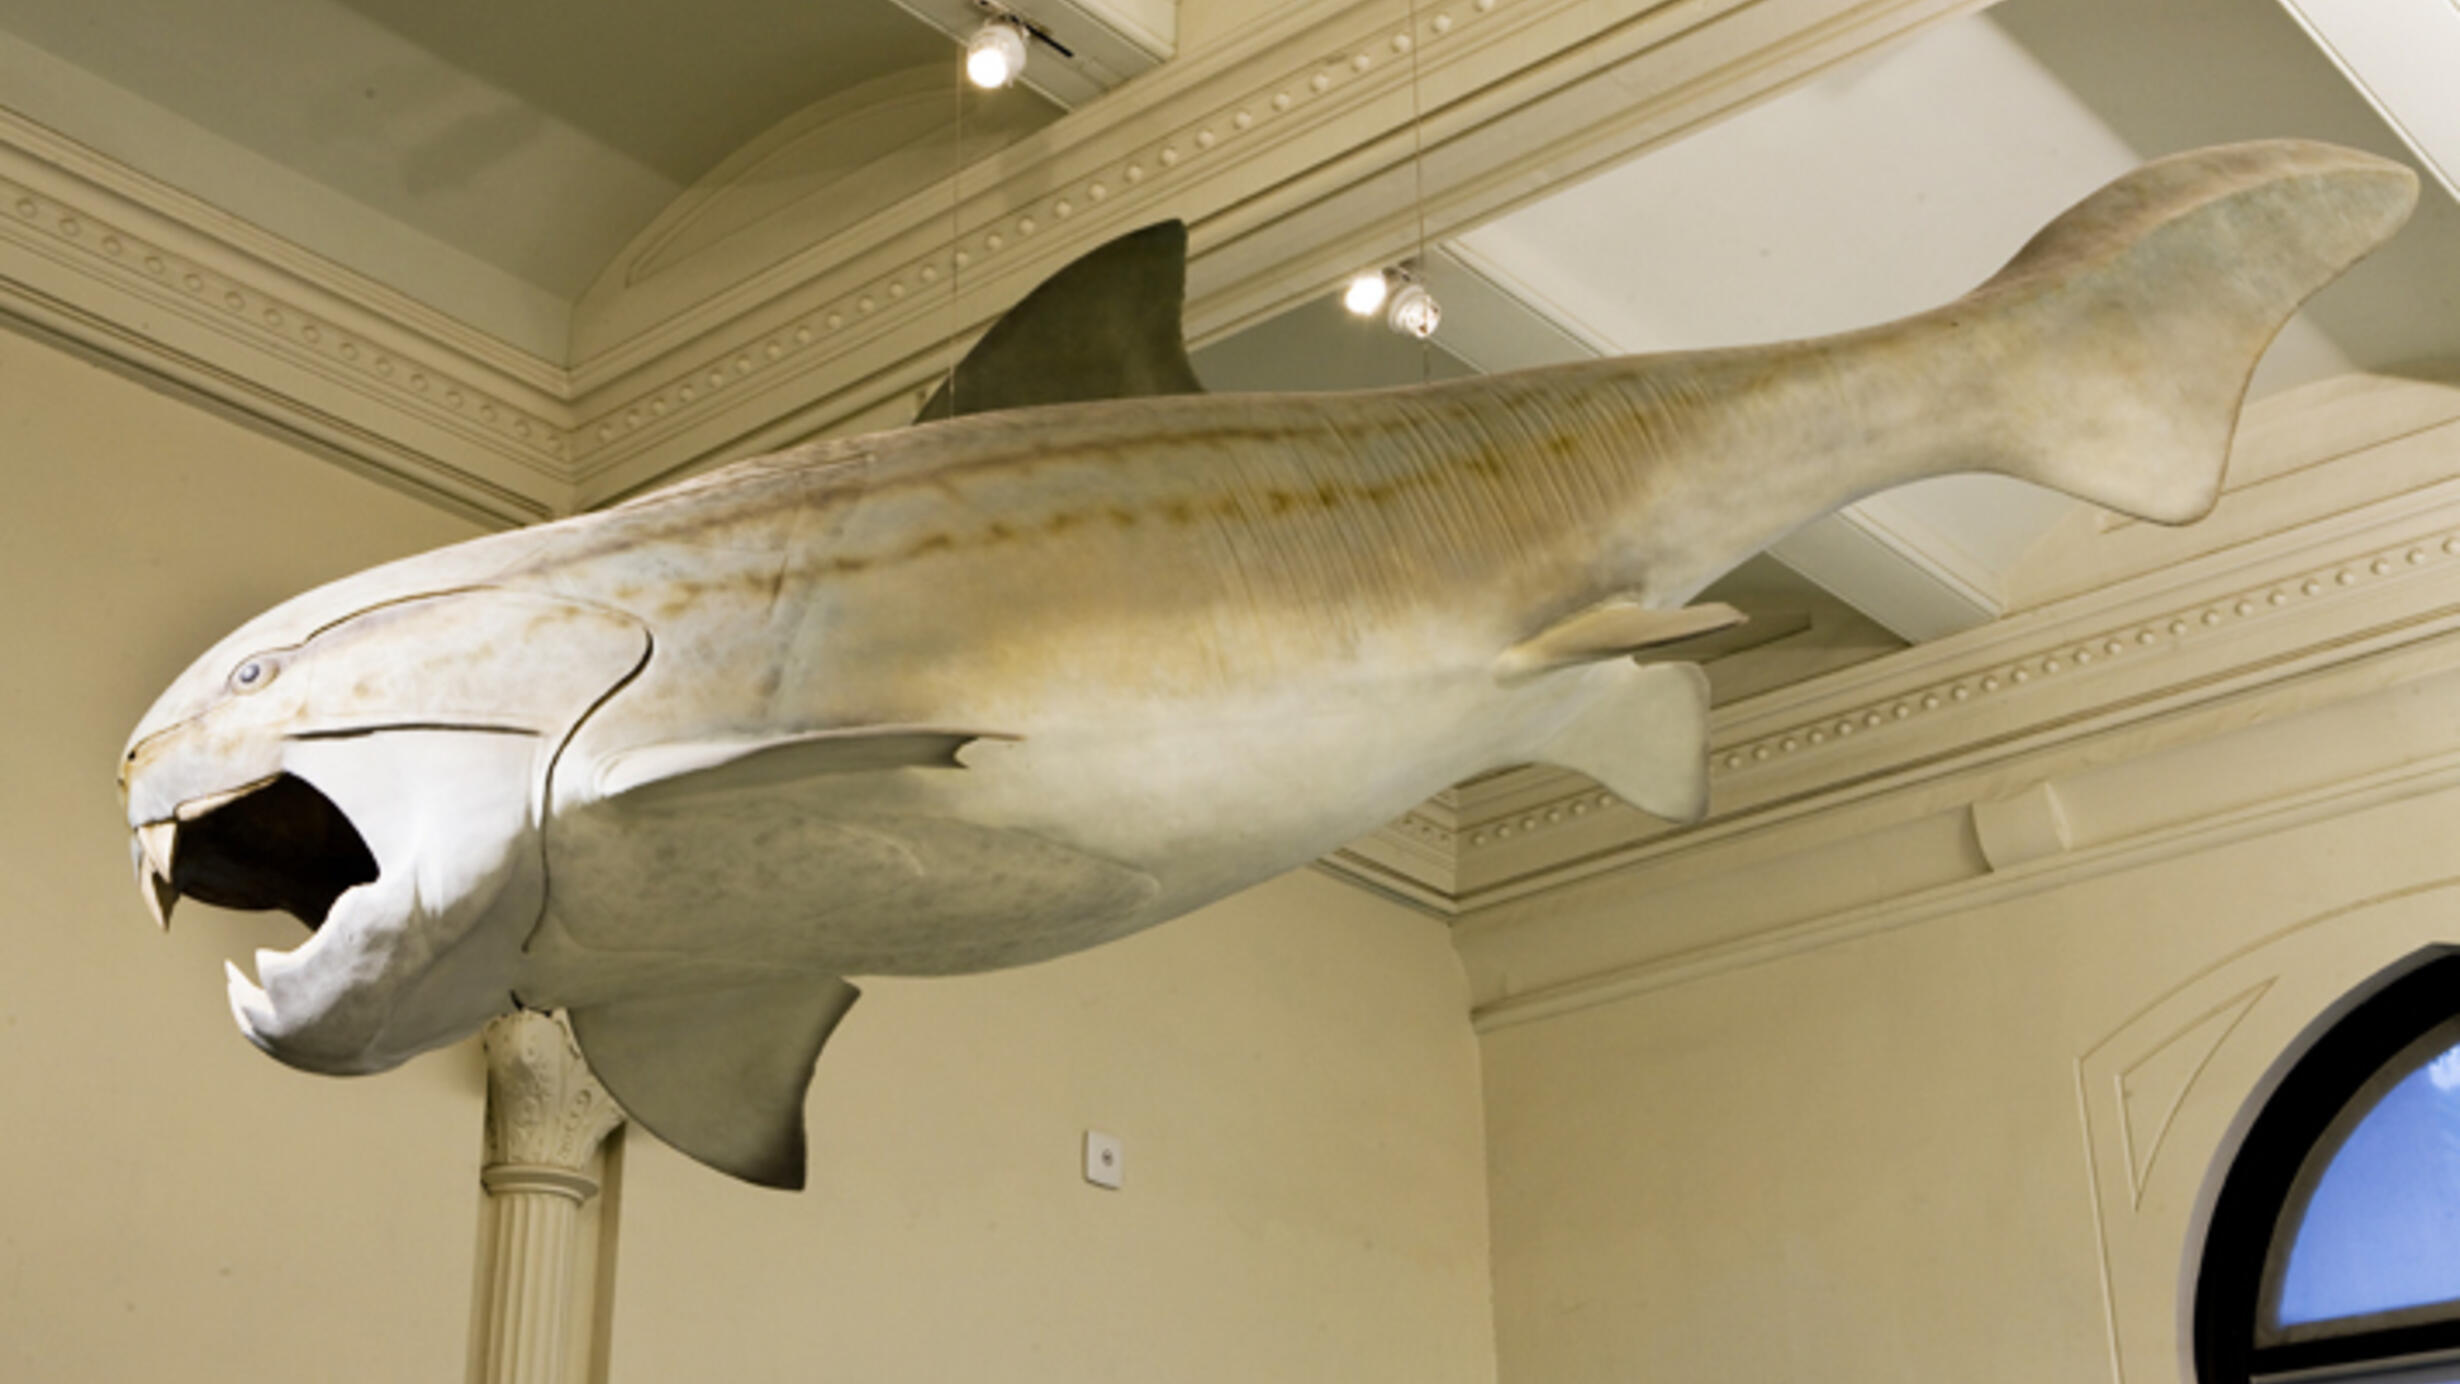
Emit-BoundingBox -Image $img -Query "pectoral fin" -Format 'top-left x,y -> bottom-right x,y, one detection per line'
568,978 -> 860,1190
594,726 -> 1018,805
1497,600 -> 1745,684
1535,661 -> 1714,823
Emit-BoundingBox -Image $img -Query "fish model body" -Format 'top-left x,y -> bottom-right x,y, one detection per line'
119,141 -> 2418,1185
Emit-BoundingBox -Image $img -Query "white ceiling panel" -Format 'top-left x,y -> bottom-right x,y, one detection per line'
2278,0 -> 2460,204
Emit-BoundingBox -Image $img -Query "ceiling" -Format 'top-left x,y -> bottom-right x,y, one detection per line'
3,0 -> 2457,687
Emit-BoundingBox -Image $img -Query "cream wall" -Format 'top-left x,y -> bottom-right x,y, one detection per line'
0,325 -> 1499,1381
609,868 -> 1497,1383
0,325 -> 491,1380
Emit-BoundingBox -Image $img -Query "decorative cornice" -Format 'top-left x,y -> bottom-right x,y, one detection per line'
0,110 -> 571,525
0,177 -> 569,468
1503,497 -> 2460,886
1320,805 -> 1463,911
1716,522 -> 2460,782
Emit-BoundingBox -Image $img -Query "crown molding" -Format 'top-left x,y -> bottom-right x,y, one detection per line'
0,108 -> 573,526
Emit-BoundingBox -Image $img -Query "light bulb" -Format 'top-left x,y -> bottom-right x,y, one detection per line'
1342,269 -> 1391,317
966,21 -> 1028,89
1387,282 -> 1440,339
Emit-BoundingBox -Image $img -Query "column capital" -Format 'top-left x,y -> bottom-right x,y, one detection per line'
481,1010 -> 624,1178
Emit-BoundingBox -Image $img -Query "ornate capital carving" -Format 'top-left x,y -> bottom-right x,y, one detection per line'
480,1010 -> 623,1187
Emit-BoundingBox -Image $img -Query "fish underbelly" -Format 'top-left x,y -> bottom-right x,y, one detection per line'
923,673 -> 1548,923
541,672 -> 1543,977
542,793 -> 1163,977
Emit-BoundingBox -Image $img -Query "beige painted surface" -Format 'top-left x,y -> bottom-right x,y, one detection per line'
1480,751 -> 2460,1382
0,327 -> 490,1379
607,867 -> 1497,1383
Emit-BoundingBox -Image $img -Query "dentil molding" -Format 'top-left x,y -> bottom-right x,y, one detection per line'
0,0 -> 1986,523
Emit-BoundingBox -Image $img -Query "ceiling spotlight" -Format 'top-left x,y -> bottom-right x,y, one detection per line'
1342,269 -> 1391,318
1343,265 -> 1441,338
966,18 -> 1029,89
1387,281 -> 1441,340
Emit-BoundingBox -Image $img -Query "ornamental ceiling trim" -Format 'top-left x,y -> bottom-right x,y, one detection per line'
0,109 -> 571,524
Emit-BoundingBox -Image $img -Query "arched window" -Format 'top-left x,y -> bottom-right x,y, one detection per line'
2198,953 -> 2460,1383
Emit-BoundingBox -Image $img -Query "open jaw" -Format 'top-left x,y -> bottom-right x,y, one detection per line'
133,771 -> 401,1069
134,773 -> 379,933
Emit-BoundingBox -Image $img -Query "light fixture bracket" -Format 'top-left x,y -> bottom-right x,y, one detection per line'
971,0 -> 1075,59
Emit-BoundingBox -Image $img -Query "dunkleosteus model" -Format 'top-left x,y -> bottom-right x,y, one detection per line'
119,141 -> 2415,1186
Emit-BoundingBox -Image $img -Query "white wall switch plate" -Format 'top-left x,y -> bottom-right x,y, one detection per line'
1083,1130 -> 1124,1189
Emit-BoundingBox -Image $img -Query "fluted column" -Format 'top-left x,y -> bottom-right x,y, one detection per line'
474,1011 -> 624,1384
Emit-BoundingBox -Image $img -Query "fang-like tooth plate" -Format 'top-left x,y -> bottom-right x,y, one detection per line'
137,820 -> 177,880
146,870 -> 177,930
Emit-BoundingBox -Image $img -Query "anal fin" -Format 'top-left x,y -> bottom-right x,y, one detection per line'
1535,661 -> 1714,823
568,977 -> 860,1190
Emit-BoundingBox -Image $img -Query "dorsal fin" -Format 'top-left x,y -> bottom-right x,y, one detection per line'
916,221 -> 1204,421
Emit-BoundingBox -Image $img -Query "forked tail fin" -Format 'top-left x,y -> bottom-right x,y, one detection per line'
1957,140 -> 2416,524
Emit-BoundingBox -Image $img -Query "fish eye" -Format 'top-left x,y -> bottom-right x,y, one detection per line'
229,657 -> 276,694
